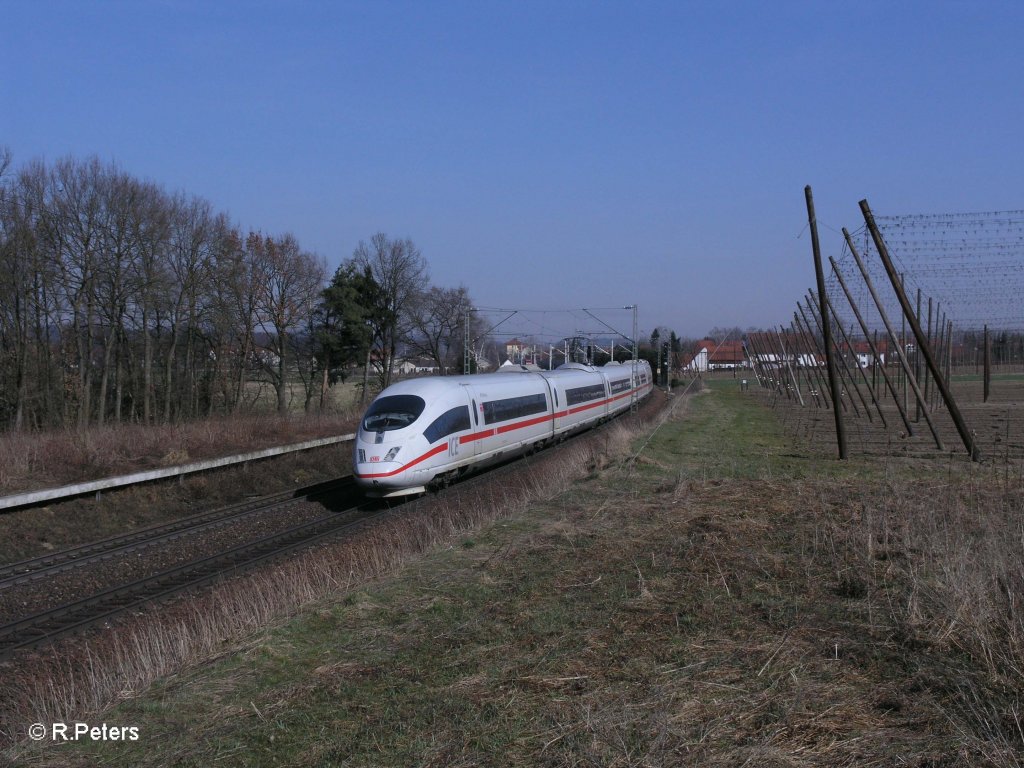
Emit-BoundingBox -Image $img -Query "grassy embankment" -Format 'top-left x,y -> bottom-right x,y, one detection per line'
12,380 -> 1024,766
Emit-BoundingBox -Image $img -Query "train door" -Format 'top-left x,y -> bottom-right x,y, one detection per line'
549,381 -> 566,436
459,383 -> 483,459
536,375 -> 558,442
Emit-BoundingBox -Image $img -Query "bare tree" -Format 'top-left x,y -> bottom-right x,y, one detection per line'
126,179 -> 173,424
404,285 -> 473,373
159,194 -> 216,421
251,233 -> 325,414
49,157 -> 111,428
0,149 -> 30,428
707,326 -> 744,343
0,152 -> 366,431
93,168 -> 139,425
351,233 -> 427,389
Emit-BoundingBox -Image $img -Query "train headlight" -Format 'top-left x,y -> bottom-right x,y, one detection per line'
384,446 -> 401,461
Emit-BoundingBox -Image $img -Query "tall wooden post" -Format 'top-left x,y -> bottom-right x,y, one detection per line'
873,330 -> 880,401
745,338 -> 767,389
797,303 -> 845,412
777,326 -> 804,406
860,198 -> 980,461
934,308 -> 946,410
983,325 -> 991,403
924,297 -> 933,407
790,320 -> 823,407
805,186 -> 847,459
793,311 -> 831,408
915,289 -> 922,423
831,248 -> 912,436
821,289 -> 885,426
845,222 -> 945,451
808,292 -> 869,421
945,319 -> 953,390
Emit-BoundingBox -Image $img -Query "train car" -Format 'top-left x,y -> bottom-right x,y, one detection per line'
353,360 -> 652,497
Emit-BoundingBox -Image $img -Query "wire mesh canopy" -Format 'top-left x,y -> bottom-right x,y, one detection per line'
829,210 -> 1024,333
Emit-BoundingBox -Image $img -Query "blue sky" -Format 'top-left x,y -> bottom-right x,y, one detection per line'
3,1 -> 1022,337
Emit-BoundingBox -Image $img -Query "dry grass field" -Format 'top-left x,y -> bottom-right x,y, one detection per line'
0,384 -> 365,497
5,381 -> 1023,766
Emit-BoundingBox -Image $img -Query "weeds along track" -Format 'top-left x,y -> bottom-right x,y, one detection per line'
0,477 -> 369,659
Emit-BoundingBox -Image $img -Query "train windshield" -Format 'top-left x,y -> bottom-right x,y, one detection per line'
362,395 -> 426,432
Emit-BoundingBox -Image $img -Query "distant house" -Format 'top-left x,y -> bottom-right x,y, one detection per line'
683,339 -> 748,371
839,339 -> 889,368
745,333 -> 895,370
504,338 -> 524,363
504,338 -> 539,365
394,357 -> 440,376
745,332 -> 820,368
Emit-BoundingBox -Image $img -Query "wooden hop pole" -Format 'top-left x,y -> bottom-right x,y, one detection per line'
805,186 -> 847,459
860,198 -> 980,461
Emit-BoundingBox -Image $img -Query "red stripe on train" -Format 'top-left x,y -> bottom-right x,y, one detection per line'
355,443 -> 448,479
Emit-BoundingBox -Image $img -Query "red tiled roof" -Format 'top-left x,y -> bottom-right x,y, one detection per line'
692,339 -> 746,364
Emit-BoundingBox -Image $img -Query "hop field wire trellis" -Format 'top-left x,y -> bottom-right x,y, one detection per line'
834,209 -> 1024,337
748,193 -> 1024,465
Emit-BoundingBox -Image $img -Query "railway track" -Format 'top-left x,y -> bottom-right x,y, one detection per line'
0,477 -> 374,659
0,397 -> 664,660
0,477 -> 354,589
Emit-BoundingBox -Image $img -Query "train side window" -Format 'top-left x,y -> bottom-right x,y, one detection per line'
482,393 -> 547,425
565,383 -> 606,406
472,399 -> 478,425
553,389 -> 558,407
609,378 -> 630,394
424,406 -> 472,444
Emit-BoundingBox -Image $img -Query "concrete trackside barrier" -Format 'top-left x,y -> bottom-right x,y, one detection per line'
0,433 -> 356,512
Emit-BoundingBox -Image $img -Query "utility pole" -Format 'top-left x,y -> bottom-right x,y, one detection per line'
625,304 -> 639,412
463,307 -> 472,375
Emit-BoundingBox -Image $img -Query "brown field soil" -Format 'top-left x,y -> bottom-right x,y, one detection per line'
758,369 -> 1024,465
7,381 -> 1024,766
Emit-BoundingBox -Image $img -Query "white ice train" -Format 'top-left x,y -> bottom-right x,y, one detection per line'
353,360 -> 653,497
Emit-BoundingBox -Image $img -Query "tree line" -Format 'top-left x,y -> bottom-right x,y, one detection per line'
0,150 -> 475,432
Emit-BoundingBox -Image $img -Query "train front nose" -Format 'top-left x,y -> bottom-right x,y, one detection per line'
354,438 -> 402,480
353,436 -> 427,497
354,391 -> 430,497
